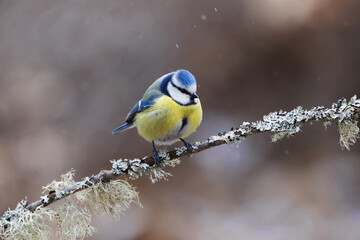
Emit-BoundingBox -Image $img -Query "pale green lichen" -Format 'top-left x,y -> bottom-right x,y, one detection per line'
175,146 -> 187,156
0,200 -> 54,240
42,169 -> 76,199
175,141 -> 200,156
323,121 -> 332,130
258,107 -> 303,135
252,95 -> 360,146
224,131 -> 244,144
158,149 -> 170,161
110,155 -> 179,182
40,195 -> 50,204
165,158 -> 181,167
111,158 -> 150,176
207,130 -> 244,146
271,131 -> 294,142
208,135 -> 222,143
338,121 -> 359,150
148,154 -> 180,183
149,168 -> 172,183
76,180 -> 141,219
1,96 -> 359,240
55,200 -> 97,240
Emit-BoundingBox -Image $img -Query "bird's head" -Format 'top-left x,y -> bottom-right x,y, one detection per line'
167,69 -> 199,105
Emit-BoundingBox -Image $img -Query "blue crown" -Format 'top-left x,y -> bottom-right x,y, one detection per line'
174,69 -> 196,87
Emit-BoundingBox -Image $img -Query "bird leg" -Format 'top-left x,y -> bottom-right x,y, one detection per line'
180,138 -> 193,157
152,141 -> 162,165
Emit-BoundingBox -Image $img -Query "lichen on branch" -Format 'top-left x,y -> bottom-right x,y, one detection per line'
0,200 -> 54,240
1,95 -> 359,240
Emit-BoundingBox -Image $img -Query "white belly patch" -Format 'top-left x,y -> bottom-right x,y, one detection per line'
154,118 -> 189,145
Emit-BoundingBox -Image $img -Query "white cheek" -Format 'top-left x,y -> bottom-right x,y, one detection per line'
167,84 -> 190,105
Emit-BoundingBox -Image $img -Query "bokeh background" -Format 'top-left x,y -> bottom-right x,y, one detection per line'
1,0 -> 360,239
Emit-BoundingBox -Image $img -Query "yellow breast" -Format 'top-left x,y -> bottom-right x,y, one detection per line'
134,96 -> 202,143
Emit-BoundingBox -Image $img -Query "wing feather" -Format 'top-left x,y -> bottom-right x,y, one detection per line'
125,99 -> 156,123
113,74 -> 169,134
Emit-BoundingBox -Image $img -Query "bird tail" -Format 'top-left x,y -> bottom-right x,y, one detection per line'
112,122 -> 135,135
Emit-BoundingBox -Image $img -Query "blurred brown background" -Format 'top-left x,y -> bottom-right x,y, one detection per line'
1,0 -> 360,239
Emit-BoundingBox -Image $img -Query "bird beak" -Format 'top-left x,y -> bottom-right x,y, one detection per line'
191,93 -> 199,99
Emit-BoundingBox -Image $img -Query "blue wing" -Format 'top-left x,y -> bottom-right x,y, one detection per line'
125,98 -> 156,122
111,122 -> 135,134
112,98 -> 156,135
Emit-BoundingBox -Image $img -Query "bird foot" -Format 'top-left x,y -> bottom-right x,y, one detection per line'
180,138 -> 193,157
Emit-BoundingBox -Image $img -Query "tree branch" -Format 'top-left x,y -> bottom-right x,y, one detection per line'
3,95 -> 360,222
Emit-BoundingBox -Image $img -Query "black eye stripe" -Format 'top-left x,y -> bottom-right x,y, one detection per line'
170,81 -> 190,95
178,87 -> 189,94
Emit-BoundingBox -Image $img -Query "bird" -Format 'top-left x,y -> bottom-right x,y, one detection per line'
112,69 -> 203,164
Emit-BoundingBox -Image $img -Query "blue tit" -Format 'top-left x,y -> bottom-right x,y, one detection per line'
112,69 -> 203,164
